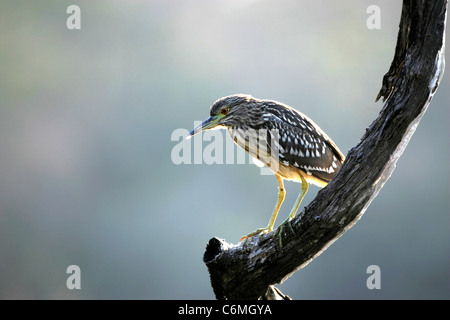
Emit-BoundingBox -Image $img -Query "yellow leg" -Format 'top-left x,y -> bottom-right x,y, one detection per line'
241,174 -> 285,242
288,174 -> 309,220
275,174 -> 309,246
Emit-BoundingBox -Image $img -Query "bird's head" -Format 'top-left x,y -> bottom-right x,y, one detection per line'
188,94 -> 258,137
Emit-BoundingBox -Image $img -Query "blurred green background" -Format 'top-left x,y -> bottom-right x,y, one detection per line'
0,0 -> 448,299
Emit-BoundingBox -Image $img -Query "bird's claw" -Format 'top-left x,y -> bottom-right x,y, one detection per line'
273,218 -> 295,247
240,218 -> 295,247
240,227 -> 271,244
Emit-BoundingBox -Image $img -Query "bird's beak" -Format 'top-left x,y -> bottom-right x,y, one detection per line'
188,115 -> 222,138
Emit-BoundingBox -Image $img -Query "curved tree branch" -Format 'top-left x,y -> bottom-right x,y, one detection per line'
203,0 -> 447,300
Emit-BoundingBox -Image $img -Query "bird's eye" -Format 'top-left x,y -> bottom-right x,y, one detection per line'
220,107 -> 229,115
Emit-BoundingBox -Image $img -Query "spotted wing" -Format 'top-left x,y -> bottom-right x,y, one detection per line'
261,105 -> 344,183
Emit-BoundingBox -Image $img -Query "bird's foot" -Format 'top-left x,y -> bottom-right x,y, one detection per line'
273,218 -> 295,247
240,227 -> 271,244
